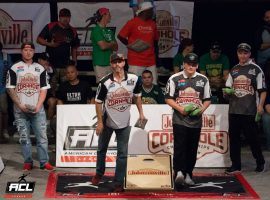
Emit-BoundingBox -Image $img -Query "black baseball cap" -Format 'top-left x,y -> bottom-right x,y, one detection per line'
59,8 -> 71,17
38,52 -> 49,61
110,53 -> 125,62
237,43 -> 251,52
210,42 -> 221,52
21,41 -> 35,49
183,53 -> 199,64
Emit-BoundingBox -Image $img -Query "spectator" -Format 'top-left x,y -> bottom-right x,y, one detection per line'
256,9 -> 270,72
224,43 -> 266,173
90,8 -> 118,83
6,42 -> 54,171
129,0 -> 154,17
37,8 -> 80,85
173,38 -> 194,73
91,53 -> 145,192
199,42 -> 230,103
118,2 -> 159,84
0,42 -> 12,143
165,53 -> 211,186
37,53 -> 57,121
141,70 -> 165,104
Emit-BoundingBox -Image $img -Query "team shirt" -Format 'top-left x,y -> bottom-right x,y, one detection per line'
38,22 -> 80,68
226,59 -> 266,115
95,72 -> 141,129
165,71 -> 211,128
118,17 -> 158,66
57,80 -> 93,104
6,61 -> 50,112
91,24 -> 116,67
142,84 -> 165,104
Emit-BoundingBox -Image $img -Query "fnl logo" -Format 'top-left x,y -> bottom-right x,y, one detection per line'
5,173 -> 35,198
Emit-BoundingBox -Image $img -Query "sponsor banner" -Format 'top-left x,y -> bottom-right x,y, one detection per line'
57,104 -> 230,168
0,3 -> 50,53
57,1 -> 193,59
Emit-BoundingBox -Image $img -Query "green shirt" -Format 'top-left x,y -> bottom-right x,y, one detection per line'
142,84 -> 165,104
90,24 -> 115,66
173,53 -> 184,71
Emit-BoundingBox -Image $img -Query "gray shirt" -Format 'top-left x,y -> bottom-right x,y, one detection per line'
165,71 -> 211,128
226,59 -> 266,115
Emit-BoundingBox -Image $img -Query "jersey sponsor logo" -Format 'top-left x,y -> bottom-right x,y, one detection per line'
17,69 -> 24,72
231,69 -> 239,75
196,79 -> 205,87
67,92 -> 82,102
127,79 -> 135,86
0,9 -> 33,50
138,25 -> 153,32
107,87 -> 132,112
248,68 -> 255,75
16,73 -> 39,97
108,82 -> 115,89
178,79 -> 186,86
142,97 -> 157,104
34,67 -> 40,72
176,87 -> 202,106
233,75 -> 254,97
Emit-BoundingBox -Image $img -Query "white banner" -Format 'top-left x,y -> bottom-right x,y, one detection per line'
0,3 -> 50,53
57,1 -> 194,59
56,104 -> 230,168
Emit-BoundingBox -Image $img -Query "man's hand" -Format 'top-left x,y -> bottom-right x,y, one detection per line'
184,103 -> 196,113
189,108 -> 202,117
255,112 -> 262,122
96,122 -> 104,136
47,40 -> 60,48
18,104 -> 29,113
222,88 -> 235,95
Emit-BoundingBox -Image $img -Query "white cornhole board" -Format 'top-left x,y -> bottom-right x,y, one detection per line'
0,156 -> 4,173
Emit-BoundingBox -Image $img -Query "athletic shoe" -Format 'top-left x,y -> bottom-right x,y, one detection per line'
225,166 -> 241,174
23,163 -> 33,171
113,184 -> 124,192
91,174 -> 102,185
255,163 -> 266,173
184,174 -> 195,186
40,162 -> 54,170
175,171 -> 185,185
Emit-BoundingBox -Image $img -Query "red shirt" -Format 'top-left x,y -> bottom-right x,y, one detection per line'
118,17 -> 158,67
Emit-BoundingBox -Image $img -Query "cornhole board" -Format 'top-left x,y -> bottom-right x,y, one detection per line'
125,154 -> 173,190
0,156 -> 4,173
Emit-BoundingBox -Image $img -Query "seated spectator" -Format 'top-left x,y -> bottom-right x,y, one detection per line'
199,42 -> 230,103
141,70 -> 165,104
37,53 -> 57,121
173,38 -> 194,73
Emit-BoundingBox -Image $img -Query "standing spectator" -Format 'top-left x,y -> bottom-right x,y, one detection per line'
141,69 -> 165,104
129,0 -> 155,18
37,8 -> 80,85
91,53 -> 145,192
256,10 -> 270,72
90,8 -> 118,83
165,53 -> 211,185
173,38 -> 194,73
118,2 -> 159,84
224,43 -> 266,173
6,42 -> 54,171
0,42 -> 12,143
199,42 -> 230,103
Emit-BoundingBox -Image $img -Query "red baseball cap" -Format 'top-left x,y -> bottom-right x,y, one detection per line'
98,8 -> 109,16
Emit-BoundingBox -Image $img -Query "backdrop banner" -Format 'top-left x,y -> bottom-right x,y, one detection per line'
57,1 -> 194,59
0,3 -> 50,53
56,104 -> 230,168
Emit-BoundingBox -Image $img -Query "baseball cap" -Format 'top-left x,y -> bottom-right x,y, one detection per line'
38,52 -> 49,61
210,42 -> 221,52
21,42 -> 35,50
136,2 -> 154,15
59,8 -> 71,17
98,8 -> 110,16
183,53 -> 199,64
237,43 -> 251,52
110,53 -> 125,62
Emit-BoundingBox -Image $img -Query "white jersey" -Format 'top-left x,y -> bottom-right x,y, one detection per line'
6,60 -> 50,111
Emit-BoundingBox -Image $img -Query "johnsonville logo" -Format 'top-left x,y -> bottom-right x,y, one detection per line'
128,169 -> 169,175
0,9 -> 33,49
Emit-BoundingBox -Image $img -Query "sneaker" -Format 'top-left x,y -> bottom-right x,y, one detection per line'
91,174 -> 102,185
225,166 -> 241,174
175,171 -> 185,185
184,174 -> 195,186
255,163 -> 266,173
113,184 -> 124,193
40,162 -> 54,170
23,163 -> 33,171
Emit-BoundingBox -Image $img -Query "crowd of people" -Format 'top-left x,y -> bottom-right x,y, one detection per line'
0,1 -> 270,192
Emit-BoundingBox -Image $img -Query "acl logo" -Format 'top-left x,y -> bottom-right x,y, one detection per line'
64,126 -> 117,150
6,173 -> 35,193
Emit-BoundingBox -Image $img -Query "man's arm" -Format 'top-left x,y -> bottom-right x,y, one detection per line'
134,96 -> 145,120
200,100 -> 211,114
7,88 -> 28,113
71,47 -> 78,63
165,98 -> 187,115
258,91 -> 267,114
37,36 -> 59,48
95,102 -> 104,135
34,89 -> 47,113
57,99 -> 64,105
97,40 -> 118,51
117,35 -> 128,46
